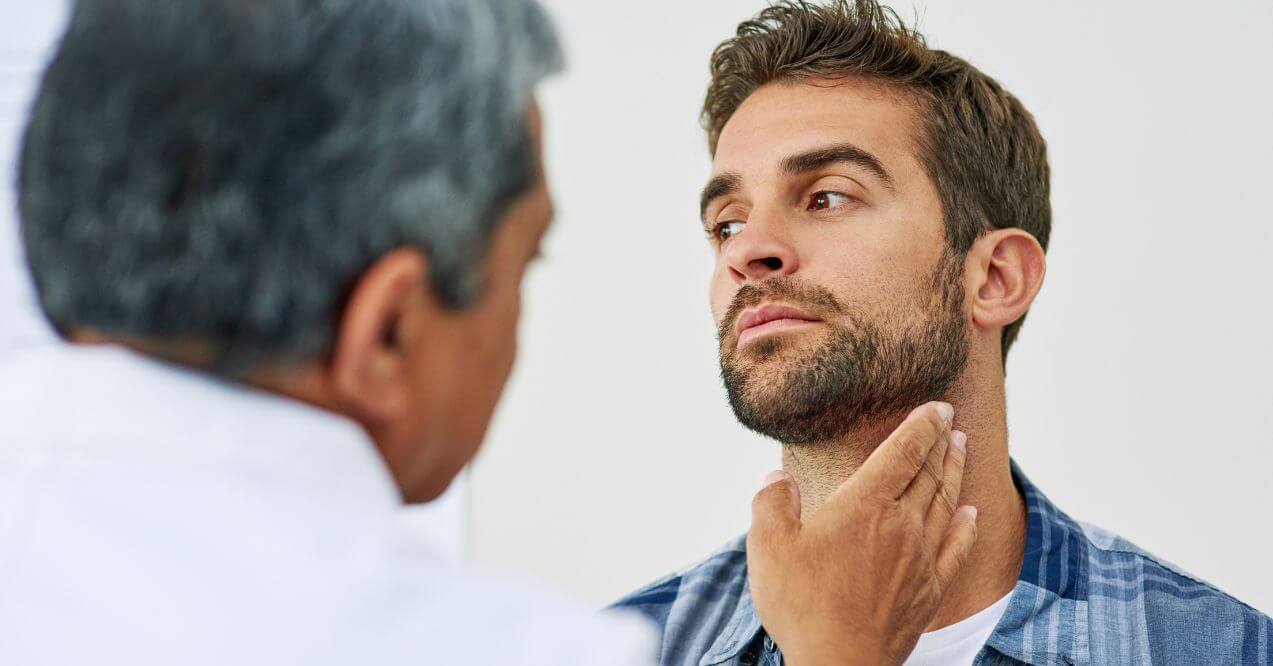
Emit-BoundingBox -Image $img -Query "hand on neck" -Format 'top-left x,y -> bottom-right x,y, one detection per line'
778,373 -> 1028,632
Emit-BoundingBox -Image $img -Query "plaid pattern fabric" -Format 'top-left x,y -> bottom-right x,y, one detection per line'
614,461 -> 1272,665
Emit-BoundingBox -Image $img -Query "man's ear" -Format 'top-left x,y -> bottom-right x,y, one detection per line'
969,229 -> 1047,336
329,247 -> 431,424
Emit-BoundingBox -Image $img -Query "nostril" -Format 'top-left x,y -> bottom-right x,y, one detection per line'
756,257 -> 783,271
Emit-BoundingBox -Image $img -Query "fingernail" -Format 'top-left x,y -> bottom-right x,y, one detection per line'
951,430 -> 967,452
963,505 -> 978,521
934,401 -> 954,425
763,470 -> 789,488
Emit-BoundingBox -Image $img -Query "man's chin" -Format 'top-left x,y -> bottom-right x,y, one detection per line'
721,340 -> 873,444
727,395 -> 856,444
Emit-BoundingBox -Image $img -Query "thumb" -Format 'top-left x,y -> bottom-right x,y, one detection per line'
750,471 -> 802,544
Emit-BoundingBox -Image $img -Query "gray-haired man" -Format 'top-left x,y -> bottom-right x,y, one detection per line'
1,0 -> 660,663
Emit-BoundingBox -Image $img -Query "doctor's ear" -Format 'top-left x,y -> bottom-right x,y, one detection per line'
328,248 -> 432,424
966,229 -> 1046,338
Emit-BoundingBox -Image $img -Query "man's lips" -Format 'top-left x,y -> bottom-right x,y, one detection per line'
735,303 -> 821,349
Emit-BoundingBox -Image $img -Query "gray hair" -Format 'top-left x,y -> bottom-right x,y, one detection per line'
18,0 -> 563,371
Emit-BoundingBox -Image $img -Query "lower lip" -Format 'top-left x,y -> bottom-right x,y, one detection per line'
737,318 -> 819,348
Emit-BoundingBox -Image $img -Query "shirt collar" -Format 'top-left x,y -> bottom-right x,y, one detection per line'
700,460 -> 1091,666
982,460 -> 1091,665
0,343 -> 401,510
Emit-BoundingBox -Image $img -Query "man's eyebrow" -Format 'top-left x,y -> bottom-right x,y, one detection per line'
780,143 -> 895,191
699,172 -> 741,221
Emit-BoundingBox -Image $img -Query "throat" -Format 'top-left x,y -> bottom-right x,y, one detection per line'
780,419 -> 896,517
779,406 -> 1028,632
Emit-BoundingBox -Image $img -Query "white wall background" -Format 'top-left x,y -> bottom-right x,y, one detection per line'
0,0 -> 62,354
468,0 -> 1273,615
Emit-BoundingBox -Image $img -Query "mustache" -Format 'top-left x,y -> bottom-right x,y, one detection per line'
718,277 -> 845,341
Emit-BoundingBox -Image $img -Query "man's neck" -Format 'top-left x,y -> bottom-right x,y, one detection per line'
780,371 -> 1026,631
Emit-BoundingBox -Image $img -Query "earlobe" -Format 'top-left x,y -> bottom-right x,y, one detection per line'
969,230 -> 1046,333
328,248 -> 431,424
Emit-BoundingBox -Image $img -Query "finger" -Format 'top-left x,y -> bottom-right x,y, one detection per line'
933,505 -> 978,592
851,402 -> 953,501
923,430 -> 967,548
749,470 -> 802,547
901,415 -> 952,511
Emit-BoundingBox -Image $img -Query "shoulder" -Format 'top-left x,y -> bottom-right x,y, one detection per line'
1076,521 -> 1272,663
611,534 -> 749,627
611,534 -> 752,660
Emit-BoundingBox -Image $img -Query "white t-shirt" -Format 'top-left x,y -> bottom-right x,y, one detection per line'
903,592 -> 1013,665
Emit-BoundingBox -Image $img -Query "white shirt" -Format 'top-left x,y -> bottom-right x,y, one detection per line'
0,344 -> 655,666
903,592 -> 1012,665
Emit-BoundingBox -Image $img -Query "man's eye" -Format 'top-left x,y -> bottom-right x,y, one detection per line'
711,221 -> 745,243
807,190 -> 854,211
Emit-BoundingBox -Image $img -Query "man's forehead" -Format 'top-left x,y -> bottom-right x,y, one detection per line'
710,77 -> 923,178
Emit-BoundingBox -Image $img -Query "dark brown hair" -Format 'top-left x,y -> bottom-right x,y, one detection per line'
703,0 -> 1051,362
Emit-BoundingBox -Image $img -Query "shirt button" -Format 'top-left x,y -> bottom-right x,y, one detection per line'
763,635 -> 776,652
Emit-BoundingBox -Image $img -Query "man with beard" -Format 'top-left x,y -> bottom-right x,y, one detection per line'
614,1 -> 1272,664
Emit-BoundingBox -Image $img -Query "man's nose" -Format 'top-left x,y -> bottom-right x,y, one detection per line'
723,219 -> 799,284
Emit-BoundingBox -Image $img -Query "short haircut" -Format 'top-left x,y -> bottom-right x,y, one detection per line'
19,0 -> 563,371
703,0 -> 1051,361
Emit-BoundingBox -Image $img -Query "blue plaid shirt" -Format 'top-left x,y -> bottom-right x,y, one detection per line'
613,461 -> 1271,665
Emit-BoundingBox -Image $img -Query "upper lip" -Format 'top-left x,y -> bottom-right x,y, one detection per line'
736,303 -> 821,336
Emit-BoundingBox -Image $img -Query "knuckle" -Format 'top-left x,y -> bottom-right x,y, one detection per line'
935,480 -> 959,514
896,432 -> 929,469
926,408 -> 946,432
922,458 -> 942,482
915,406 -> 945,434
937,497 -> 959,522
